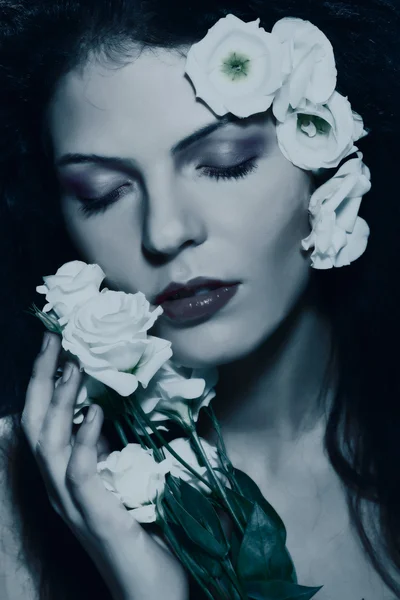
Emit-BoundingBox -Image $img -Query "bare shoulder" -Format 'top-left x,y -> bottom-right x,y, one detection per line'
0,415 -> 39,600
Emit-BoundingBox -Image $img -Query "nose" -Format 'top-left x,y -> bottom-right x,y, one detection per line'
142,172 -> 206,258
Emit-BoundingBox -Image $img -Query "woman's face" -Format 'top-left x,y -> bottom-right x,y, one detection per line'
46,48 -> 313,368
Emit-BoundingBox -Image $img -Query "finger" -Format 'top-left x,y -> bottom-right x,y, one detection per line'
66,403 -> 104,485
97,433 -> 111,462
71,431 -> 111,461
66,406 -> 141,540
39,361 -> 84,452
21,333 -> 62,450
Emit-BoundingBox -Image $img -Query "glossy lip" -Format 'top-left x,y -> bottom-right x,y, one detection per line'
154,277 -> 239,305
160,283 -> 240,324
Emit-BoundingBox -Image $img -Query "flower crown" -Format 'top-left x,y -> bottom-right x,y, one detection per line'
184,14 -> 371,269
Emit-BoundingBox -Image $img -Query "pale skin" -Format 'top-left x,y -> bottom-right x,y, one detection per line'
18,46 -> 395,599
21,333 -> 189,600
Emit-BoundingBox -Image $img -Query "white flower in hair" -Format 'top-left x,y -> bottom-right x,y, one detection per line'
184,12 -> 372,269
271,17 -> 337,122
276,91 -> 367,172
185,14 -> 284,118
301,153 -> 371,269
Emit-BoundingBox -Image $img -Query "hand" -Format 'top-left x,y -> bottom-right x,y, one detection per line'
21,332 -> 189,600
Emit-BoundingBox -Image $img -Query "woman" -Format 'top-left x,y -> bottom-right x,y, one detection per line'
0,0 -> 399,598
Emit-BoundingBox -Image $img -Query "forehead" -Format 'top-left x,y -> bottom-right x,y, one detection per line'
46,48 -> 221,160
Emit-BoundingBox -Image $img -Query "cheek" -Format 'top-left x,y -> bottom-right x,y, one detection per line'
234,162 -> 312,270
266,181 -> 311,263
60,202 -> 140,274
234,164 -> 312,330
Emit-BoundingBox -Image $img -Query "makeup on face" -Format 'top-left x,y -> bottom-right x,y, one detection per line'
55,120 -> 271,207
160,283 -> 241,324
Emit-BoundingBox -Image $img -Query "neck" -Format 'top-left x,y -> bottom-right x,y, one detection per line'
199,283 -> 336,472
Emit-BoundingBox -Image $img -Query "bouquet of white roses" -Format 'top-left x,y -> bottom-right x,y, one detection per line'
30,260 -> 323,600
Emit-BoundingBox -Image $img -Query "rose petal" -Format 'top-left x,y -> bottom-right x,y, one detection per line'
135,336 -> 173,388
129,504 -> 157,523
84,366 -> 139,397
185,14 -> 284,119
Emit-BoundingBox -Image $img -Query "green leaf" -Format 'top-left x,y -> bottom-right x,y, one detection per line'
245,580 -> 323,600
223,486 -> 265,569
268,547 -> 298,584
163,485 -> 229,559
166,473 -> 183,501
237,503 -> 281,582
224,482 -> 297,582
166,521 -> 223,580
233,468 -> 287,541
224,484 -> 256,523
192,550 -> 224,578
176,477 -> 228,547
237,503 -> 297,583
229,526 -> 242,569
27,303 -> 64,334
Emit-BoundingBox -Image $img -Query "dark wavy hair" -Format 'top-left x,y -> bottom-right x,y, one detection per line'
0,0 -> 399,598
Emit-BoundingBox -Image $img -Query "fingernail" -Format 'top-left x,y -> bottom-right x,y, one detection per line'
41,332 -> 51,352
62,362 -> 74,382
86,405 -> 97,423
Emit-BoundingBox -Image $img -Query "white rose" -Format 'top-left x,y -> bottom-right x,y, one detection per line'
62,290 -> 172,396
301,153 -> 371,269
272,17 -> 337,122
36,260 -> 105,326
135,360 -> 219,432
185,14 -> 284,118
276,91 -> 366,171
308,152 -> 371,217
302,212 -> 370,269
163,437 -> 228,494
97,444 -> 172,523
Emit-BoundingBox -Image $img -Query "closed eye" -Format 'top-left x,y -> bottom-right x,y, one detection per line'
197,157 -> 258,181
75,157 -> 258,217
77,183 -> 132,216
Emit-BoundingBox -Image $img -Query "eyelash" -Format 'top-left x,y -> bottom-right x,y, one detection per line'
77,157 -> 258,216
78,185 -> 129,216
198,157 -> 258,181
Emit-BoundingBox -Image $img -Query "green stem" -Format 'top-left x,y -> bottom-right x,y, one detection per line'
221,559 -> 247,600
122,413 -> 147,449
206,406 -> 243,496
214,579 -> 231,600
189,412 -> 245,537
105,388 -> 118,413
129,398 -> 215,492
160,506 -> 216,600
125,409 -> 165,462
166,533 -> 215,600
207,405 -> 229,459
113,420 -> 129,447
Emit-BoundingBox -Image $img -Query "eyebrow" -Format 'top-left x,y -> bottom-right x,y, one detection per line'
55,114 -> 236,169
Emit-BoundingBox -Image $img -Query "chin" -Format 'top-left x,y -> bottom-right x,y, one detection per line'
163,324 -> 270,370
